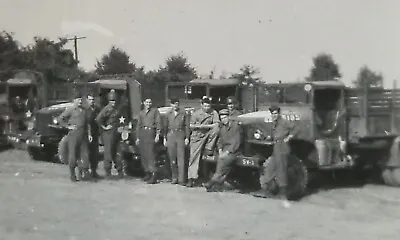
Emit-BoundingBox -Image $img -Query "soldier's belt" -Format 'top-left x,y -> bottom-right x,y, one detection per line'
169,129 -> 183,132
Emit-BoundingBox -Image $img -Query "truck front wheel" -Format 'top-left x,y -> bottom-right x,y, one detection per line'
382,168 -> 400,186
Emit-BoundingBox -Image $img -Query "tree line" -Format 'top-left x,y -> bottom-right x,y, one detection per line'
1,30 -> 385,89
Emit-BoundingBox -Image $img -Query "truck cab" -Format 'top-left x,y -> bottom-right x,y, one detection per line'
166,78 -> 241,112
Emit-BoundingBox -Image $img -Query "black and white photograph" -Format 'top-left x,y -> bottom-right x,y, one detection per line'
1,0 -> 400,239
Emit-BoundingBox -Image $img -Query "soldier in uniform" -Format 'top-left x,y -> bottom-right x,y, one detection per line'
226,97 -> 242,118
187,97 -> 220,187
253,105 -> 297,199
55,96 -> 90,182
163,98 -> 190,185
95,89 -> 123,179
204,109 -> 242,192
135,98 -> 161,184
86,94 -> 101,179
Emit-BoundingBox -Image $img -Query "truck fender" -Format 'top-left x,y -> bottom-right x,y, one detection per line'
386,136 -> 400,168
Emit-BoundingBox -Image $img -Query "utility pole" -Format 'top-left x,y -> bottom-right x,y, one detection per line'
66,35 -> 87,66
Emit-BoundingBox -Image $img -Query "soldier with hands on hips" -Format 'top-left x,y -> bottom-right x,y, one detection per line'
253,105 -> 297,200
95,89 -> 124,179
163,98 -> 190,185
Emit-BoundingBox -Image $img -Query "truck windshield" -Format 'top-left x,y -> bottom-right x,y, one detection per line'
187,85 -> 206,99
8,85 -> 33,99
258,84 -> 309,104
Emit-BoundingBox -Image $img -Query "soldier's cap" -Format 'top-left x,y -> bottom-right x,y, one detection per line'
108,89 -> 117,101
201,96 -> 211,104
226,97 -> 236,104
170,98 -> 179,104
269,105 -> 281,113
219,109 -> 230,116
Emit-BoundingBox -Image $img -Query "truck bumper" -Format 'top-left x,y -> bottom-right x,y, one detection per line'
203,154 -> 261,169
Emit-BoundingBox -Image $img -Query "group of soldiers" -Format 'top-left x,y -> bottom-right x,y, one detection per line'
55,89 -> 297,200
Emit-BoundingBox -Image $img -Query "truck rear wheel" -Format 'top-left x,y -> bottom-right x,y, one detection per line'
382,168 -> 400,186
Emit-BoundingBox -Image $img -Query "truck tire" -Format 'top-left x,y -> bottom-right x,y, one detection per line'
27,146 -> 43,161
58,135 -> 69,165
382,168 -> 400,186
287,155 -> 309,200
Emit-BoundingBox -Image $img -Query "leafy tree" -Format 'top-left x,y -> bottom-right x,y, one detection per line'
0,31 -> 27,79
353,66 -> 383,88
231,64 -> 260,83
95,46 -> 137,75
154,52 -> 197,83
307,53 -> 341,81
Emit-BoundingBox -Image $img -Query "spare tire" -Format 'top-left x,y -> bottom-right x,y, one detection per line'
58,135 -> 69,164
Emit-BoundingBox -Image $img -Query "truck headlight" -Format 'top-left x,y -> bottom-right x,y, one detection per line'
121,130 -> 129,141
52,118 -> 58,124
3,115 -> 10,121
254,129 -> 263,140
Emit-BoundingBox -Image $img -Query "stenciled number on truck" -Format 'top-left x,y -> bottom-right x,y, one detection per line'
264,114 -> 300,123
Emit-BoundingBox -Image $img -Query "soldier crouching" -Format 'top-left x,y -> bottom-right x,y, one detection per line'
95,89 -> 124,179
204,109 -> 242,192
55,96 -> 90,182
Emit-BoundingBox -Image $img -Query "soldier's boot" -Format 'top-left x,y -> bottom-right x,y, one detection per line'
117,170 -> 124,180
77,167 -> 83,181
81,169 -> 93,181
276,186 -> 287,200
143,172 -> 151,181
203,179 -> 216,190
171,167 -> 178,184
147,172 -> 157,184
252,189 -> 275,198
186,178 -> 195,188
91,170 -> 101,179
104,169 -> 112,180
69,167 -> 78,182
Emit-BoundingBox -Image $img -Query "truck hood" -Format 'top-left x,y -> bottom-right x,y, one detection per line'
37,102 -> 75,114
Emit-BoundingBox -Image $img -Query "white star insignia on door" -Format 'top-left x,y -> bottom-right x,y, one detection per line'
119,116 -> 125,124
26,110 -> 32,118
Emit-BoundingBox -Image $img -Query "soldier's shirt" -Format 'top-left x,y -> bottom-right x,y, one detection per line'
57,105 -> 88,129
87,106 -> 100,137
136,108 -> 162,135
217,121 -> 242,154
95,104 -> 120,129
271,117 -> 298,141
190,108 -> 220,141
165,109 -> 190,139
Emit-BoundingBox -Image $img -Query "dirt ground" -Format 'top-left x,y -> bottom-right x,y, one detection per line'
1,149 -> 400,240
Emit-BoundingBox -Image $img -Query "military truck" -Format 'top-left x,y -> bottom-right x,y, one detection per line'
25,81 -> 90,161
201,80 -> 400,199
1,70 -> 49,148
0,81 -> 8,145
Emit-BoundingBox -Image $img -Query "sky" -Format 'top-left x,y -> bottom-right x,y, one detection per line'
1,0 -> 399,87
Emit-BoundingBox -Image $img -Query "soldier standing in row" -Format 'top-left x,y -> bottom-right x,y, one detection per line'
95,89 -> 124,179
204,109 -> 242,192
187,97 -> 220,187
87,94 -> 101,179
253,105 -> 297,199
135,98 -> 161,184
164,98 -> 190,185
226,97 -> 242,119
55,96 -> 90,182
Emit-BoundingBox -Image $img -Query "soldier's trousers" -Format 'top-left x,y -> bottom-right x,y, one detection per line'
188,126 -> 219,179
211,152 -> 236,183
102,129 -> 121,172
67,127 -> 89,170
138,128 -> 157,173
260,143 -> 289,188
166,131 -> 186,183
89,140 -> 99,172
